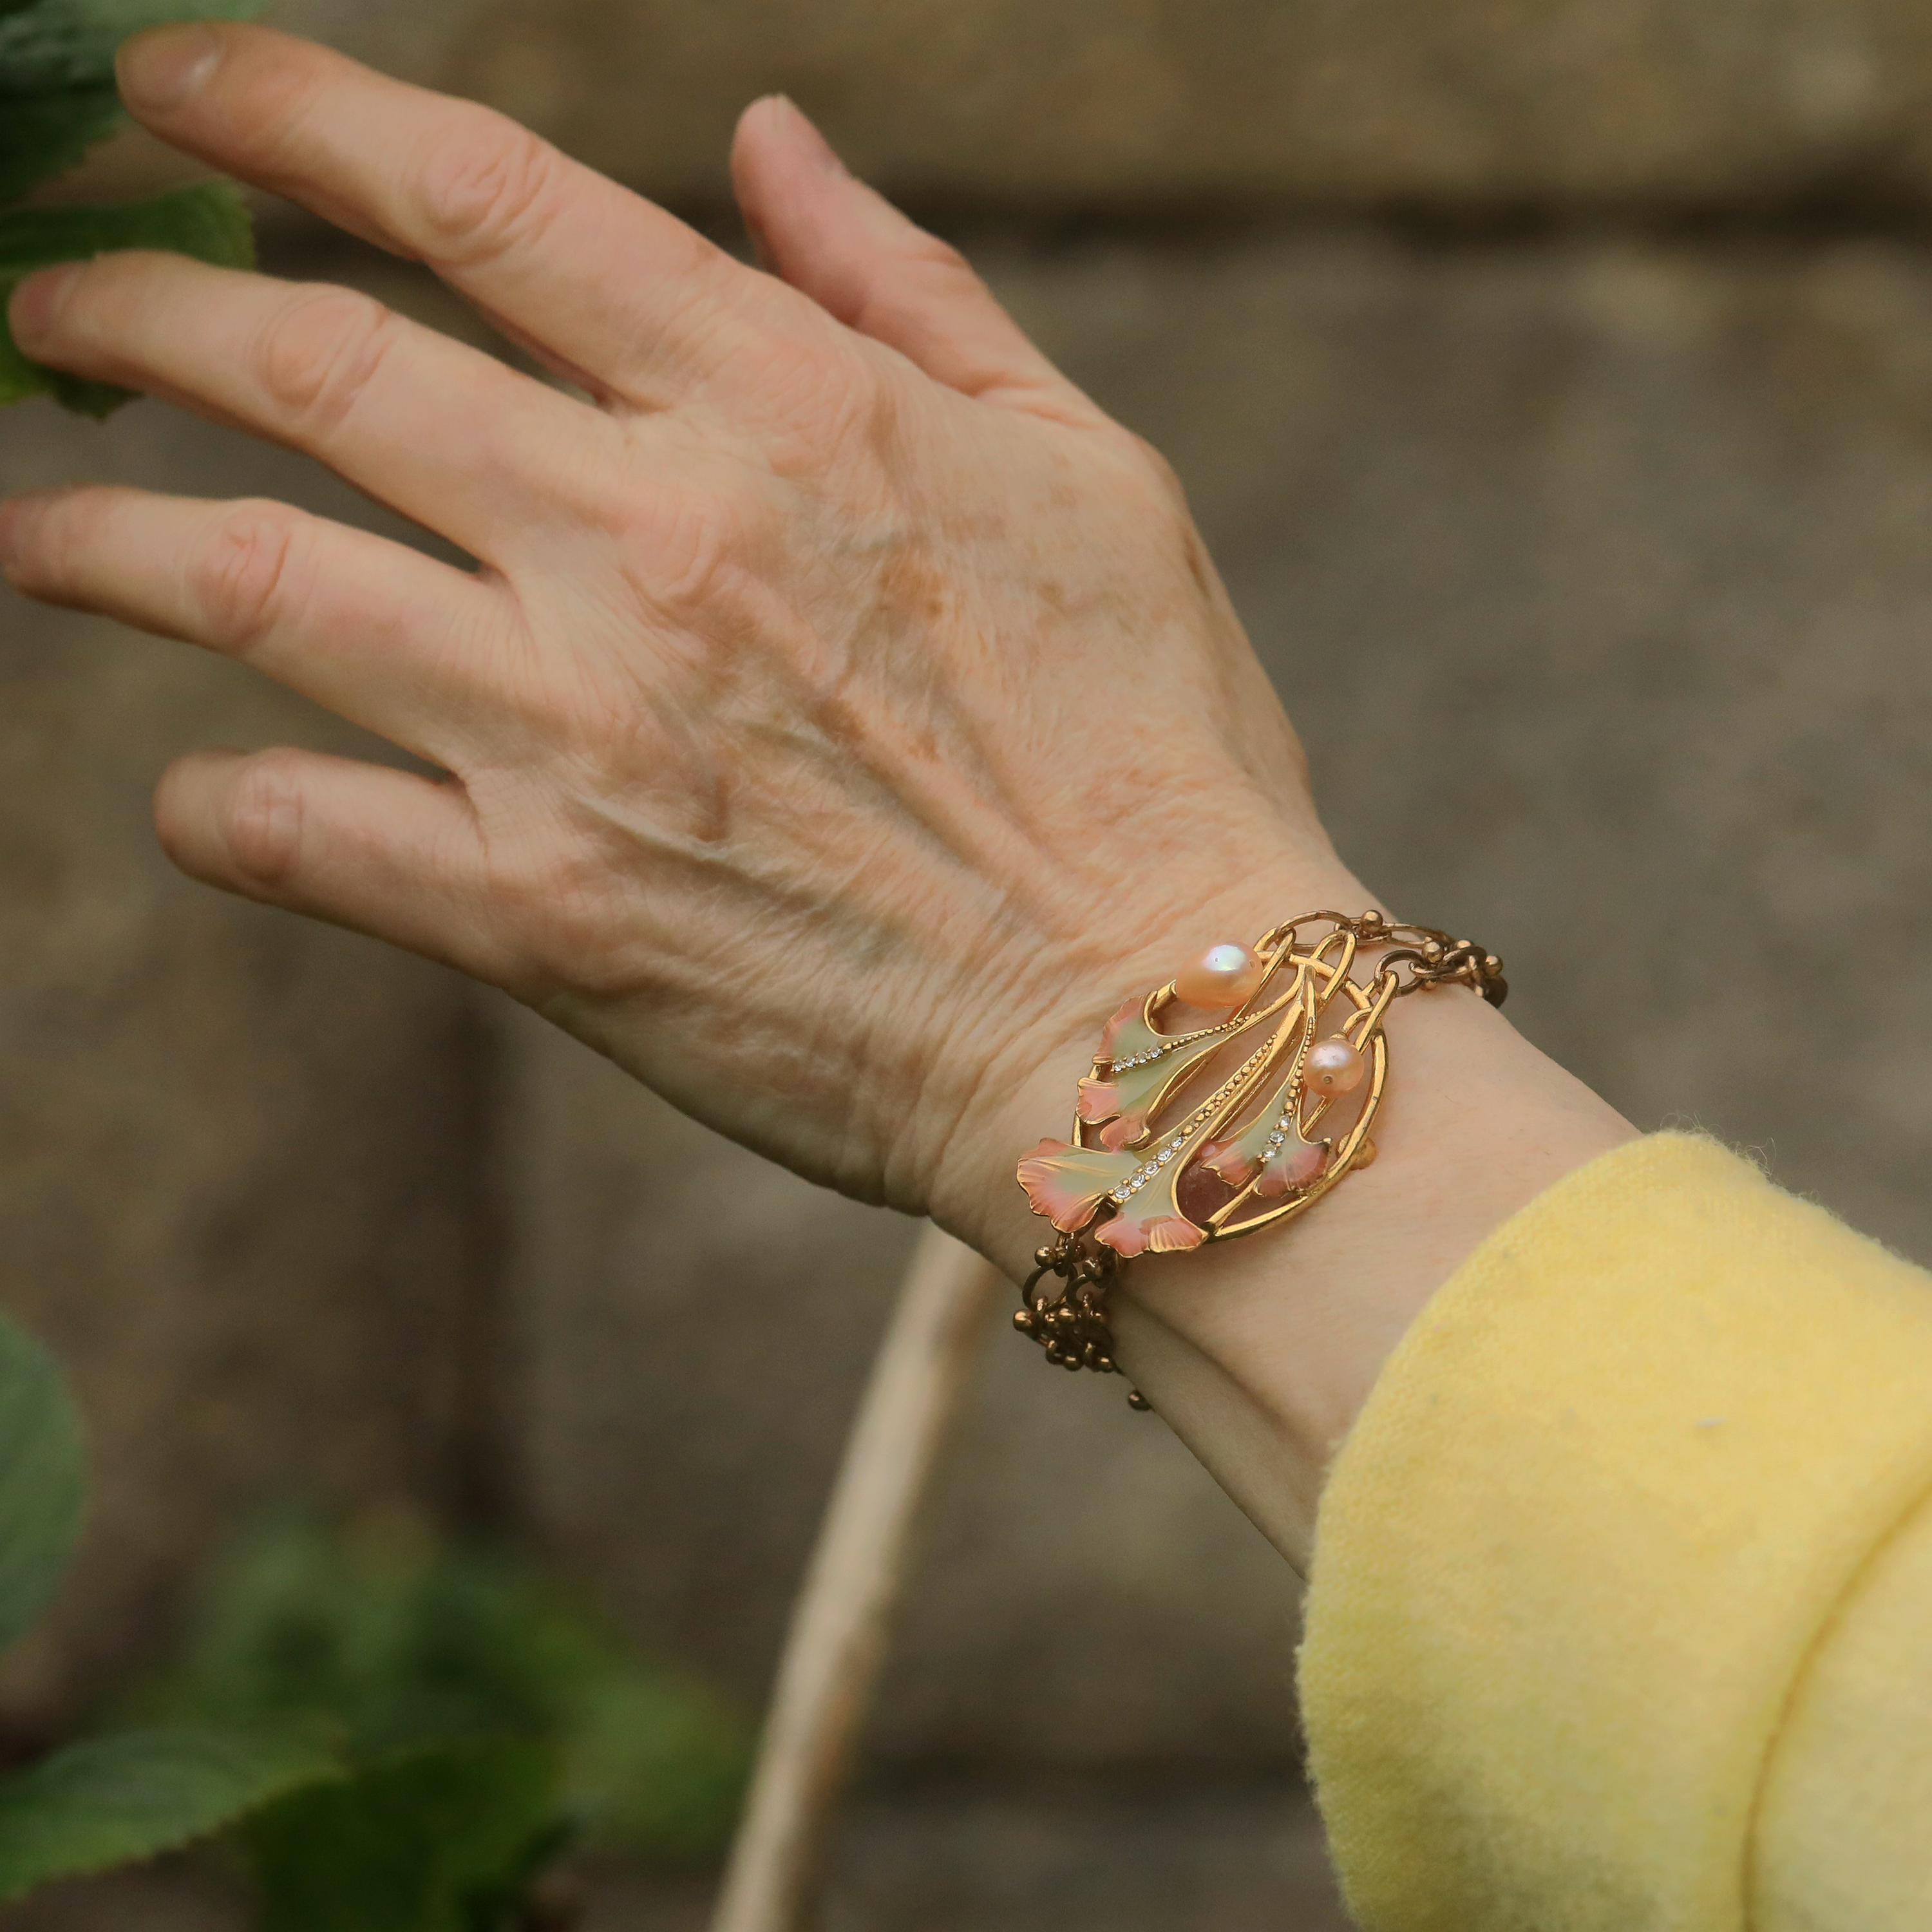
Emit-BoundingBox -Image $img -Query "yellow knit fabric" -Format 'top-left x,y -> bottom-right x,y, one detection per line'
1298,1133 -> 1932,1932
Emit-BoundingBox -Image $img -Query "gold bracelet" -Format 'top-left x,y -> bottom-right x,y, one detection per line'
1014,911 -> 1506,1408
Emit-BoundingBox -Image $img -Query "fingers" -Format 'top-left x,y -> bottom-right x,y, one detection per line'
155,746 -> 510,981
115,23 -> 776,408
731,96 -> 1094,420
0,485 -> 518,768
8,251 -> 611,562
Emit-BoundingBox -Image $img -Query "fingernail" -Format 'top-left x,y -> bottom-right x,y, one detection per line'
8,264 -> 80,349
117,21 -> 224,113
775,95 -> 848,176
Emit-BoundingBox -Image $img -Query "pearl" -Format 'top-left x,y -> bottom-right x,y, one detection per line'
1173,942 -> 1264,1009
1305,1038 -> 1364,1097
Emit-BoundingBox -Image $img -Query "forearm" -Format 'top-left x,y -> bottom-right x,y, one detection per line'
950,854 -> 1635,1570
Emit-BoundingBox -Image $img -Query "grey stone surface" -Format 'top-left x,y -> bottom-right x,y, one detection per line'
77,0 -> 1932,215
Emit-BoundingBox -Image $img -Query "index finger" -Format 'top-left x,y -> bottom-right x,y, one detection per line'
116,23 -> 784,409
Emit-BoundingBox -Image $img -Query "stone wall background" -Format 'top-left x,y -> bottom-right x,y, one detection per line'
10,1 -> 1932,1922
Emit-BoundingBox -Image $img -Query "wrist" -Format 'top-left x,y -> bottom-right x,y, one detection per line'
923,845 -> 1373,1274
929,868 -> 1635,1571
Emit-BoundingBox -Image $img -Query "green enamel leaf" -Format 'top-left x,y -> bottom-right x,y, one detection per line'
1213,1067 -> 1312,1173
247,1741 -> 565,1932
1090,980 -> 1307,1141
0,180 -> 253,415
1087,1032 -> 1228,1135
0,84 -> 124,202
0,1727 -> 340,1903
0,1312 -> 85,1659
1209,1002 -> 1320,1172
0,0 -> 265,97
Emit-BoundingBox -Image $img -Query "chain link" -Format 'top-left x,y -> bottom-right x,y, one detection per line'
1015,1229 -> 1151,1408
1263,910 -> 1508,1008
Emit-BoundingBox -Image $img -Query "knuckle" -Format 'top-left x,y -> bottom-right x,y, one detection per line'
15,491 -> 86,594
647,486 -> 755,614
194,500 -> 305,649
1121,430 -> 1191,509
258,285 -> 399,431
413,112 -> 560,264
900,227 -> 978,287
222,751 -> 307,886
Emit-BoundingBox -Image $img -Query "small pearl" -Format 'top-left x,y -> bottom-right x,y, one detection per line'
1305,1038 -> 1364,1097
1173,942 -> 1264,1009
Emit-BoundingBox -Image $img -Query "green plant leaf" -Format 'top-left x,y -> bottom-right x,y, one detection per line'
0,178 -> 252,415
0,84 -> 124,203
0,0 -> 266,97
0,1727 -> 340,1904
247,1741 -> 567,1932
0,1312 -> 85,1658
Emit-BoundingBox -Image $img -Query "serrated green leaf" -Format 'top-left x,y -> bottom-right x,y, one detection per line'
0,83 -> 124,202
0,178 -> 252,415
0,1312 -> 85,1658
247,1741 -> 566,1932
0,0 -> 267,97
0,1727 -> 340,1903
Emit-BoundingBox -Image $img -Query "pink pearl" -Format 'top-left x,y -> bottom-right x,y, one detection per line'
1173,942 -> 1264,1009
1305,1038 -> 1364,1097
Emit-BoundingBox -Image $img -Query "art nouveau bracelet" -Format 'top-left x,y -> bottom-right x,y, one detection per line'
1014,911 -> 1506,1407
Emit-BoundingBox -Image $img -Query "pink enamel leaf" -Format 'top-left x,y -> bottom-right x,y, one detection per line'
1016,1138 -> 1141,1233
1097,1211 -> 1205,1258
1093,1155 -> 1209,1258
1080,1028 -> 1236,1144
1253,1133 -> 1330,1199
1096,994 -> 1158,1063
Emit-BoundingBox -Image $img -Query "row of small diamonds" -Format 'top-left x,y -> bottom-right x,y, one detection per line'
1107,1043 -> 1274,1204
1110,1012 -> 1246,1073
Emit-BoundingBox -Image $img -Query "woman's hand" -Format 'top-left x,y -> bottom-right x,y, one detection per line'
0,24 -> 1631,1564
0,24 -> 1341,1245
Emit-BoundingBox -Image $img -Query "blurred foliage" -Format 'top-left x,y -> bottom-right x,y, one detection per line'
0,1302 -> 84,1655
0,1311 -> 336,1908
0,1307 -> 749,1923
140,1510 -> 754,1868
245,1740 -> 568,1932
0,1725 -> 339,1906
0,0 -> 262,415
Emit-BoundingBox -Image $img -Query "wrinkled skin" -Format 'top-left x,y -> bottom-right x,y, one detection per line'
0,25 -> 1343,1257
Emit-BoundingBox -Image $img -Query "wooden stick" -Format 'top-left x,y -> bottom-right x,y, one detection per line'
708,1225 -> 1005,1932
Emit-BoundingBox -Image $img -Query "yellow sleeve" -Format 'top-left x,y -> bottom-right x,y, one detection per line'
1297,1133 -> 1932,1932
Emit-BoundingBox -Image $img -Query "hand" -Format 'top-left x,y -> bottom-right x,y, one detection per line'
0,25 -> 1631,1564
0,23 -> 1340,1240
